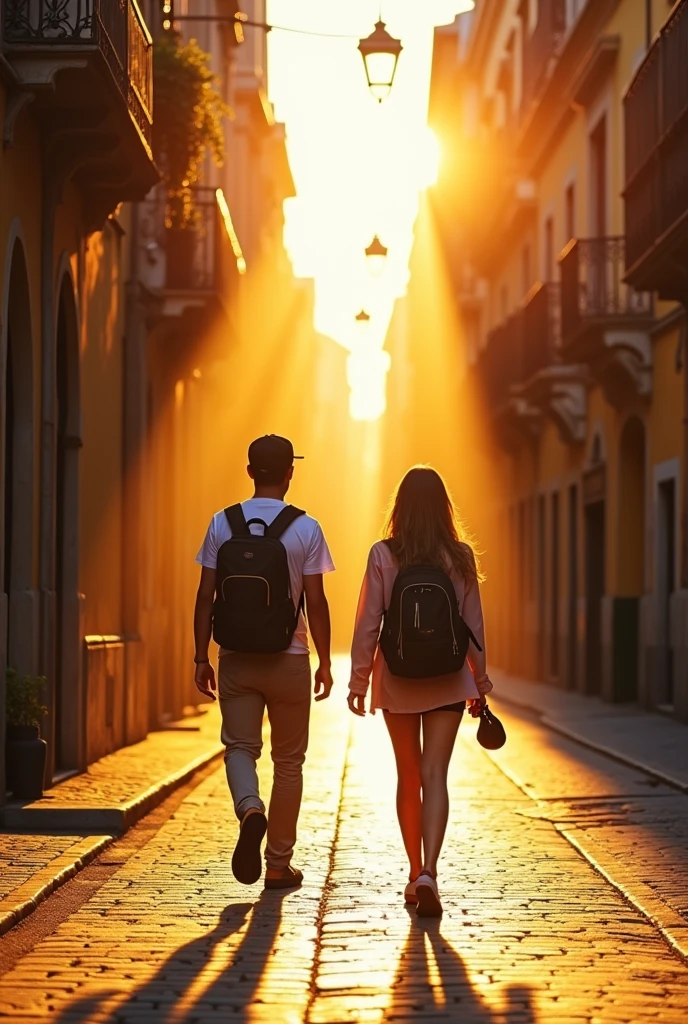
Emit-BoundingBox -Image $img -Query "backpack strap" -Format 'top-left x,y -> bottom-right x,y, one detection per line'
224,504 -> 250,537
265,505 -> 306,539
467,626 -> 483,653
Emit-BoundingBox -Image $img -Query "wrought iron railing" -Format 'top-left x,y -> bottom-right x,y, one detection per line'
521,281 -> 561,381
521,0 -> 566,116
2,0 -> 152,143
164,188 -> 221,292
560,237 -> 653,342
480,314 -> 524,409
127,0 -> 153,142
624,0 -> 688,273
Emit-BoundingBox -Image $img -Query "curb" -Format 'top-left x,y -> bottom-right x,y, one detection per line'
484,747 -> 688,964
0,743 -> 224,937
0,744 -> 225,832
493,691 -> 688,794
0,835 -> 112,937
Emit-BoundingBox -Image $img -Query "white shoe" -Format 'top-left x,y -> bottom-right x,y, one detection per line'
404,879 -> 419,904
415,873 -> 442,917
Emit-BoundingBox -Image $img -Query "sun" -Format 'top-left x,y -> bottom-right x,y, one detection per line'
267,1 -> 472,420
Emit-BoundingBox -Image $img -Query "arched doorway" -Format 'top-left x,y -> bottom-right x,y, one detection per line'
2,238 -> 35,672
54,272 -> 81,773
616,416 -> 646,701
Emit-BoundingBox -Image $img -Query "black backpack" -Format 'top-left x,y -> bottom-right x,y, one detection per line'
213,504 -> 306,653
379,564 -> 482,679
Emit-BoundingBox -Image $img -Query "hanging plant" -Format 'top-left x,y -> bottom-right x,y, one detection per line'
153,31 -> 229,229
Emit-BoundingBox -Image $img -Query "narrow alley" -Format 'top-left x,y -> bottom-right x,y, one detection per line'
1,660 -> 687,1022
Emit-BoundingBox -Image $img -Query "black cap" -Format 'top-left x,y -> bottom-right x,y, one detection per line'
248,435 -> 304,477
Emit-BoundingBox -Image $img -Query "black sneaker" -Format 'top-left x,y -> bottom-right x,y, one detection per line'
232,810 -> 267,885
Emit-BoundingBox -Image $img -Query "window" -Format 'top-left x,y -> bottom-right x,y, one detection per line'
565,183 -> 575,243
544,216 -> 554,281
590,115 -> 607,236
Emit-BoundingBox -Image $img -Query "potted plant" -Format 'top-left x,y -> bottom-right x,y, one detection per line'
152,31 -> 228,230
5,668 -> 48,800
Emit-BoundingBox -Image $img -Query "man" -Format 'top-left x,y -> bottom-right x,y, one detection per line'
193,435 -> 335,889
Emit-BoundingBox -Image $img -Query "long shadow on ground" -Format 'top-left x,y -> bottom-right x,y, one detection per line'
387,911 -> 537,1022
56,892 -> 292,1023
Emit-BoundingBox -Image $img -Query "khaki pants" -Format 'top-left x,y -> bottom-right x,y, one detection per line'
218,652 -> 311,870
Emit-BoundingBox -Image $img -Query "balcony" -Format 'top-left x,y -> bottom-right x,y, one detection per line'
519,281 -> 587,444
521,0 -> 566,116
560,237 -> 654,408
624,0 -> 688,298
139,186 -> 245,324
477,313 -> 540,449
2,0 -> 157,225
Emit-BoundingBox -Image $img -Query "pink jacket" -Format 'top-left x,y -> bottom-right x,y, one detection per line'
349,541 -> 489,714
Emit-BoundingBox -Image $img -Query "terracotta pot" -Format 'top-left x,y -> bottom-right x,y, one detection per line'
5,725 -> 47,800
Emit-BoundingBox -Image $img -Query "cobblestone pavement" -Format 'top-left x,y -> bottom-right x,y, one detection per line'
1,668 -> 688,1022
0,706 -> 223,923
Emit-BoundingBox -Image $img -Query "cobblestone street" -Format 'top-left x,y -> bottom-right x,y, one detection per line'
1,662 -> 688,1023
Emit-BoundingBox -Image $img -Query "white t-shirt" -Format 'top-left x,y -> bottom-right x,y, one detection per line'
196,498 -> 335,655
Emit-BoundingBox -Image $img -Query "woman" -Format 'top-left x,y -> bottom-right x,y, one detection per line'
348,466 -> 492,917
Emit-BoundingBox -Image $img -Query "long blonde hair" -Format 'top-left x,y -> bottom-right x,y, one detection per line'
382,466 -> 483,581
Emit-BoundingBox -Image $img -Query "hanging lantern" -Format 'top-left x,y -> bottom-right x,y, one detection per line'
365,235 -> 388,276
355,309 -> 371,323
358,20 -> 403,102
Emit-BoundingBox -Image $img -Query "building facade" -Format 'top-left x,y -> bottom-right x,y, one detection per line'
0,0 -> 158,793
430,0 -> 688,719
0,0 -> 301,802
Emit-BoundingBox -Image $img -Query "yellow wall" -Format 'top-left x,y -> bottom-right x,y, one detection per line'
79,221 -> 125,636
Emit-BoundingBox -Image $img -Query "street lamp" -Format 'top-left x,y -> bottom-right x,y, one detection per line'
364,235 -> 388,276
358,20 -> 403,102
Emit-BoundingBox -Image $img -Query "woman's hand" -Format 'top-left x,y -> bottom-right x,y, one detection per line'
467,695 -> 486,718
347,692 -> 367,717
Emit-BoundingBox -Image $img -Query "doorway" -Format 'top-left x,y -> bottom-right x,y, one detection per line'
584,500 -> 605,693
567,484 -> 578,690
2,239 -> 34,671
617,417 -> 646,701
657,477 -> 676,707
54,275 -> 80,773
550,491 -> 560,679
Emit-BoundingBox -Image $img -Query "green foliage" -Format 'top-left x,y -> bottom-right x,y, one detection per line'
5,668 -> 48,729
153,31 -> 229,229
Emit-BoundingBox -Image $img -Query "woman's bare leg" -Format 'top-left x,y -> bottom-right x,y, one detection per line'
420,710 -> 462,877
383,711 -> 423,879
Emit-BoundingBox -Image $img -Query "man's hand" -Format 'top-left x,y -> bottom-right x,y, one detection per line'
314,663 -> 334,702
195,661 -> 217,701
467,695 -> 486,718
347,693 -> 366,717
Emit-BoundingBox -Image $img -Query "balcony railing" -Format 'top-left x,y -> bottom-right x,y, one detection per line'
481,313 -> 523,409
624,0 -> 688,281
521,0 -> 566,114
560,237 -> 653,343
521,281 -> 561,381
165,189 -> 221,293
2,0 -> 152,145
